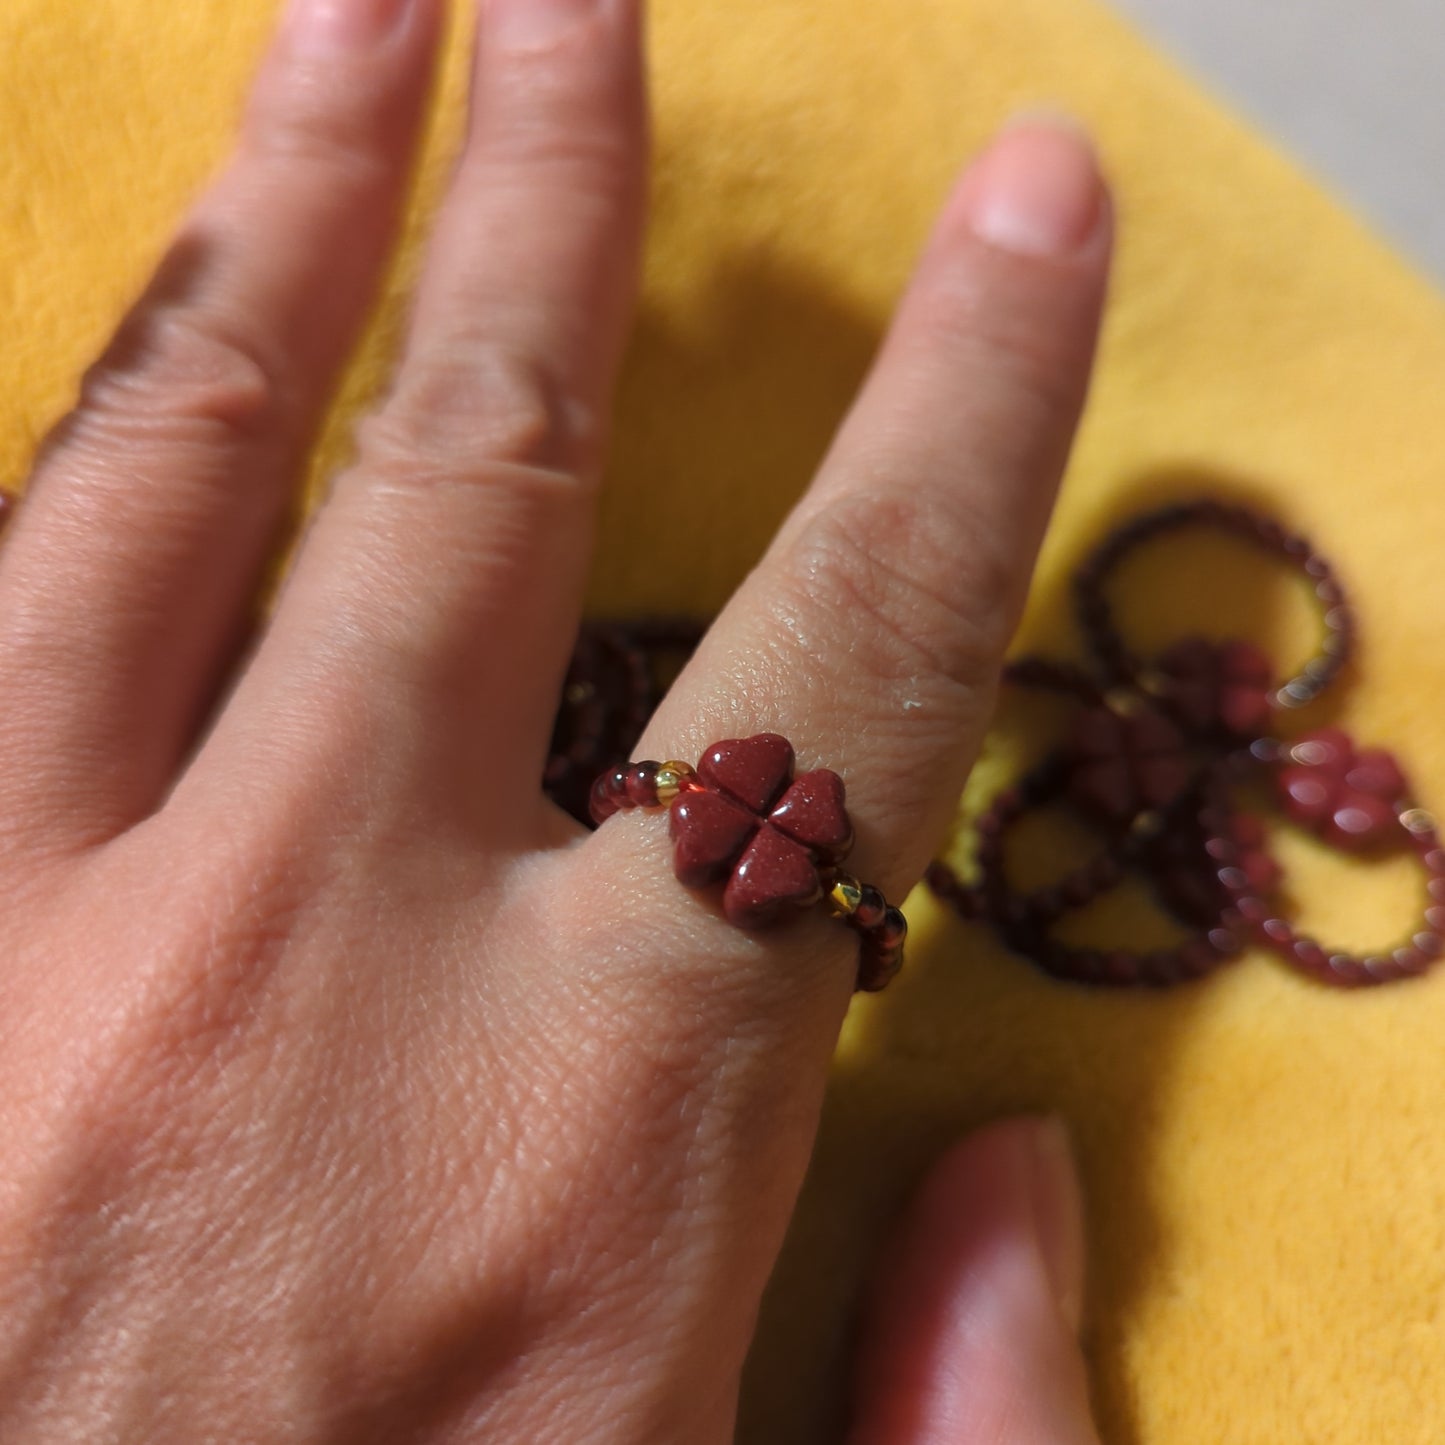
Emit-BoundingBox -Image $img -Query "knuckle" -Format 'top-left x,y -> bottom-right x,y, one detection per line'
243,49 -> 408,184
71,301 -> 280,450
246,87 -> 395,191
776,488 -> 1015,698
362,343 -> 596,484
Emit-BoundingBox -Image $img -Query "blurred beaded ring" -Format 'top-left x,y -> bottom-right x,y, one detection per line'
590,732 -> 906,992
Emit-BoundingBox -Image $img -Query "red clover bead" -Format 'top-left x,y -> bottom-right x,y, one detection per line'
625,761 -> 661,808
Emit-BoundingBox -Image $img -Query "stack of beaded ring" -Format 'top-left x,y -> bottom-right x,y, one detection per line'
590,733 -> 907,992
544,618 -> 704,825
926,498 -> 1440,989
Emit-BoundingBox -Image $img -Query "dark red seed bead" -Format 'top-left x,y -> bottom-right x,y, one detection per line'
1031,886 -> 1067,919
1262,917 -> 1294,944
1426,906 -> 1445,934
999,898 -> 1031,929
1179,939 -> 1218,976
1292,937 -> 1328,973
1328,953 -> 1365,983
1426,849 -> 1445,874
606,767 -> 631,803
1236,895 -> 1270,925
854,886 -> 887,931
1393,945 -> 1426,975
1428,878 -> 1445,903
1103,951 -> 1139,985
1088,854 -> 1123,888
1140,950 -> 1182,986
1414,931 -> 1444,961
874,907 -> 908,952
589,773 -> 617,824
1208,927 -> 1242,957
1216,866 -> 1249,893
625,761 -> 661,808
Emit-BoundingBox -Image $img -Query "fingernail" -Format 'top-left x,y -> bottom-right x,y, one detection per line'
957,112 -> 1104,257
1026,1116 -> 1086,1335
286,0 -> 413,52
486,0 -> 598,51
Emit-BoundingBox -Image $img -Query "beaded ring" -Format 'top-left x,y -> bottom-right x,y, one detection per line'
6,486 -> 1424,992
926,499 -> 1440,989
590,733 -> 907,992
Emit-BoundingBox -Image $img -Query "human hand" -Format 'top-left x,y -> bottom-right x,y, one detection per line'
0,0 -> 1110,1439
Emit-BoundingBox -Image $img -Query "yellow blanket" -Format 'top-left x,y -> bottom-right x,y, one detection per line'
7,2 -> 1445,1441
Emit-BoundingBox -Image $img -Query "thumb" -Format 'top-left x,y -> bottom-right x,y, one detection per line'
847,1116 -> 1100,1444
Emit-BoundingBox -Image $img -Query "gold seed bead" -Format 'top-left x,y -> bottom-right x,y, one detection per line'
828,875 -> 863,917
655,760 -> 697,806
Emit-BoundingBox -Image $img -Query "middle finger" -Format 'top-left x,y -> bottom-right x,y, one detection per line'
191,0 -> 649,824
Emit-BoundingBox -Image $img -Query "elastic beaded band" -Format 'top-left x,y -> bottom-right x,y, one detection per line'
591,733 -> 906,992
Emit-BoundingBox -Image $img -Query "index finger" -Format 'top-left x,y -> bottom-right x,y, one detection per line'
636,116 -> 1111,921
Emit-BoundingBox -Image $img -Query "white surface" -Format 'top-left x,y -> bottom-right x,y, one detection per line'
1106,0 -> 1445,284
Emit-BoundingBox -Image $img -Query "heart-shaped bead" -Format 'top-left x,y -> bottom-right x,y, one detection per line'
1069,706 -> 1193,822
769,769 -> 853,864
670,789 -> 759,886
697,734 -> 795,814
1157,636 -> 1274,737
1279,727 -> 1407,851
723,826 -> 823,928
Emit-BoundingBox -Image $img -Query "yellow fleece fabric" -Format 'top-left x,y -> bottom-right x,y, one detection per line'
6,2 -> 1445,1441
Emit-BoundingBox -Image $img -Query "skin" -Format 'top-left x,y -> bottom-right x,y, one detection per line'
0,0 -> 1112,1440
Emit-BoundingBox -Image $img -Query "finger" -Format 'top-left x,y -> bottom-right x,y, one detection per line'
0,0 -> 443,849
202,0 -> 649,820
636,117 -> 1112,901
469,120 -> 1111,1433
847,1118 -> 1099,1445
